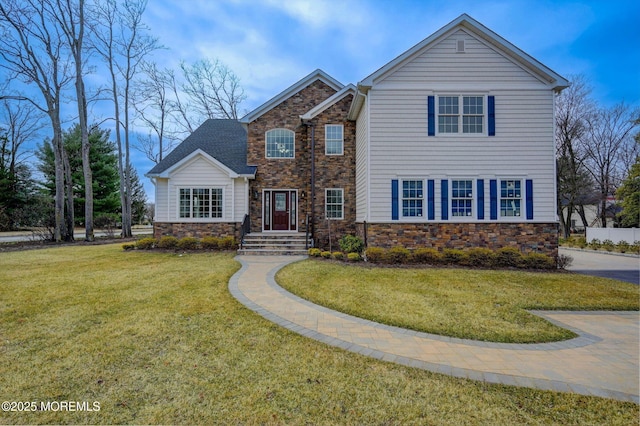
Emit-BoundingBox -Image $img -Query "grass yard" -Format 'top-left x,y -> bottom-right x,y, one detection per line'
0,244 -> 637,424
277,260 -> 639,343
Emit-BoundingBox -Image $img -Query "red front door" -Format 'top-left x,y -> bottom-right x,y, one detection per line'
272,191 -> 289,231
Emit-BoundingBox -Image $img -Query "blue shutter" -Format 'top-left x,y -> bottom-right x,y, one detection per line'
427,179 -> 435,220
477,179 -> 484,220
427,96 -> 435,136
490,179 -> 498,220
488,96 -> 495,136
441,179 -> 448,220
391,179 -> 399,220
526,179 -> 534,220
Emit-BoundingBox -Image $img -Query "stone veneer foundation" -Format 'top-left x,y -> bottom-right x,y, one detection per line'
357,222 -> 558,257
154,222 -> 240,240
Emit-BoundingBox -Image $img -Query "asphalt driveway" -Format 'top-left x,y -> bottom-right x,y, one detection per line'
560,247 -> 639,284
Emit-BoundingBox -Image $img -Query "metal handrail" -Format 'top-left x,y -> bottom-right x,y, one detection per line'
240,214 -> 250,249
305,214 -> 311,249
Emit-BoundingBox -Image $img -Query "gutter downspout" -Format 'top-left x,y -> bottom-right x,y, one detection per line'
309,122 -> 316,245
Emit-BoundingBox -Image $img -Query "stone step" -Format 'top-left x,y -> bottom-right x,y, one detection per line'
238,233 -> 310,256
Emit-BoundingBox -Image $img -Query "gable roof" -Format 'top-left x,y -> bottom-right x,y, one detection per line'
239,69 -> 343,123
358,13 -> 569,92
300,84 -> 356,121
146,119 -> 256,178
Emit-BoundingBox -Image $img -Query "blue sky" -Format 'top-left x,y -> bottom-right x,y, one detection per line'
131,0 -> 639,202
5,0 -> 640,203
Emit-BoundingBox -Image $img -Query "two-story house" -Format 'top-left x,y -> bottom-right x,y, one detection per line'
146,14 -> 568,256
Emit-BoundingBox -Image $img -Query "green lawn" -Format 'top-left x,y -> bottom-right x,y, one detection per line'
277,260 -> 639,343
0,244 -> 637,424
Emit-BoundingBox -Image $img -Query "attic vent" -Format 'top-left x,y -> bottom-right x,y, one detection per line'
456,39 -> 465,53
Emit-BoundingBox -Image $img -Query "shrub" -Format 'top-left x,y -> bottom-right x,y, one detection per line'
494,247 -> 523,268
556,253 -> 573,270
576,237 -> 588,249
617,240 -> 630,253
601,239 -> 615,252
218,236 -> 237,250
589,238 -> 601,250
136,237 -> 157,250
177,236 -> 199,250
465,248 -> 496,268
339,235 -> 364,254
347,252 -> 362,262
364,247 -> 385,263
632,241 -> 640,255
122,243 -> 136,251
308,248 -> 322,257
321,251 -> 332,259
157,236 -> 178,249
385,246 -> 410,264
201,236 -> 220,250
332,252 -> 344,260
522,253 -> 556,269
411,247 -> 442,265
442,249 -> 467,265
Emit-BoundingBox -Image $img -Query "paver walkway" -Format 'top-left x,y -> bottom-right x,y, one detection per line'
229,255 -> 639,403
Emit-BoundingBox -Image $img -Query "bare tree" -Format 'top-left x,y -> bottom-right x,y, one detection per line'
0,0 -> 74,241
180,59 -> 246,122
555,75 -> 596,236
583,103 -> 639,227
52,0 -> 94,240
90,0 -> 158,237
133,62 -> 177,163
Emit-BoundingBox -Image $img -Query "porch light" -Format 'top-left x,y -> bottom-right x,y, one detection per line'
253,190 -> 259,200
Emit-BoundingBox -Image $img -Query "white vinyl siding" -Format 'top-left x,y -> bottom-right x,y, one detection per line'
355,99 -> 369,222
365,30 -> 556,223
161,156 -> 247,222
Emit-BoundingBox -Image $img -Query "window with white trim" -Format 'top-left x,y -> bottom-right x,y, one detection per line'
325,188 -> 344,219
325,124 -> 343,155
500,180 -> 521,217
451,180 -> 473,217
266,128 -> 294,158
179,188 -> 223,218
438,95 -> 484,134
402,180 -> 423,217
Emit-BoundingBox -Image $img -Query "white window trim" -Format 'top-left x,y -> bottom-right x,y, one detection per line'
325,188 -> 344,220
325,124 -> 344,156
176,187 -> 225,222
265,128 -> 295,159
450,178 -> 475,221
499,179 -> 523,219
401,178 -> 425,221
436,94 -> 487,137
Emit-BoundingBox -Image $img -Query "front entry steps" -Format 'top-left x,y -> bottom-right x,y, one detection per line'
238,232 -> 310,256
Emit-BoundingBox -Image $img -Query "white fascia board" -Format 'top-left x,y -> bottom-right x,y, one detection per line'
240,69 -> 344,123
151,149 -> 239,179
358,13 -> 569,91
300,84 -> 356,121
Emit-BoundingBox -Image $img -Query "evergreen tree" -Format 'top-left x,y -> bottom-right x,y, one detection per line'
128,164 -> 148,225
36,124 -> 121,226
616,158 -> 640,228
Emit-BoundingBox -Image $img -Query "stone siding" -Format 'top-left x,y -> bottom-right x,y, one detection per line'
357,222 -> 558,256
154,222 -> 240,240
246,79 -> 357,247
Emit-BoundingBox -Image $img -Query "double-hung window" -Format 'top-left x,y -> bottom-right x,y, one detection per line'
325,124 -> 343,155
500,180 -> 521,217
266,128 -> 294,158
451,180 -> 473,217
325,188 -> 344,219
402,180 -> 423,217
438,95 -> 484,134
179,188 -> 223,219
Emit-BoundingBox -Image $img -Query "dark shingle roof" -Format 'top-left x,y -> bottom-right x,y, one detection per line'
146,119 -> 256,177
